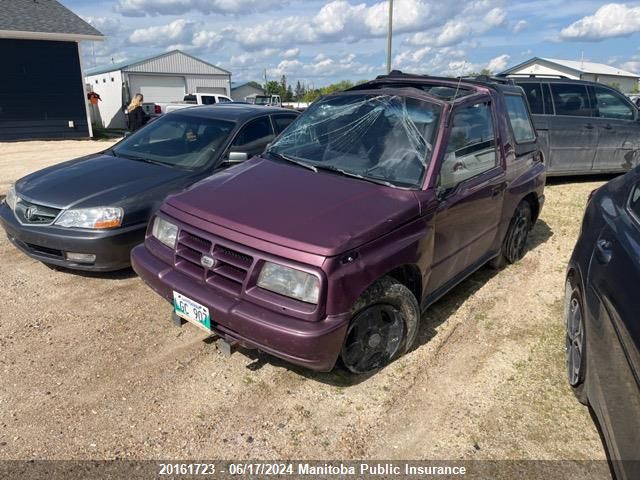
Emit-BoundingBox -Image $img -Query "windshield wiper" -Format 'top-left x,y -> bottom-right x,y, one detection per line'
117,152 -> 172,167
313,164 -> 396,188
267,151 -> 317,172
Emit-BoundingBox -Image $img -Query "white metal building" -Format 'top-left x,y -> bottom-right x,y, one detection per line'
501,57 -> 640,93
85,50 -> 231,129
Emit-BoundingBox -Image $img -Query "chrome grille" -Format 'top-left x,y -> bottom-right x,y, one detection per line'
175,229 -> 253,296
14,201 -> 61,225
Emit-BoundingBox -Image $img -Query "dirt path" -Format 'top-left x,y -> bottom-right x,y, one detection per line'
0,144 -> 608,469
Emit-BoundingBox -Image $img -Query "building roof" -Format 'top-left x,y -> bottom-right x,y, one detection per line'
0,0 -> 103,40
501,57 -> 639,78
231,81 -> 264,90
85,49 -> 230,76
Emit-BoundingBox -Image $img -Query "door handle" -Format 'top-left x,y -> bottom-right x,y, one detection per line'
595,239 -> 612,264
491,184 -> 505,196
584,123 -> 594,130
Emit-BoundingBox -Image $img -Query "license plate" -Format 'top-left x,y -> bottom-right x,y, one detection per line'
173,291 -> 211,332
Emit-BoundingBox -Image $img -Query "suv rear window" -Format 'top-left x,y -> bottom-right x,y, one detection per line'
551,84 -> 593,117
504,95 -> 536,143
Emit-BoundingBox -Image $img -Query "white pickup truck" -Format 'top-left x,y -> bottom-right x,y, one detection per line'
143,93 -> 233,116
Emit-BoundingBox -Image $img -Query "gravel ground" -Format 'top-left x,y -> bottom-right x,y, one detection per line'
0,141 -> 610,475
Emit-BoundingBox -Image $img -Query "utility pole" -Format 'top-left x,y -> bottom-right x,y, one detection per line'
386,0 -> 394,74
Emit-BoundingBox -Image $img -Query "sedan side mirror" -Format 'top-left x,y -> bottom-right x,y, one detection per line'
227,151 -> 249,163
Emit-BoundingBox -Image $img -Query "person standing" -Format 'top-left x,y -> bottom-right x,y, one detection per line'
127,93 -> 149,132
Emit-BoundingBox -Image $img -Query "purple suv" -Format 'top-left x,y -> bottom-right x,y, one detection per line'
132,72 -> 546,373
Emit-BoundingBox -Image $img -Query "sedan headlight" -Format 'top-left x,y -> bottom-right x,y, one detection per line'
257,262 -> 320,304
151,217 -> 178,249
5,185 -> 19,211
55,207 -> 123,229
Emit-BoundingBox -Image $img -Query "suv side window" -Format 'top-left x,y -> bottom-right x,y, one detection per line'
439,103 -> 497,190
551,83 -> 594,117
201,96 -> 217,105
504,94 -> 536,143
231,116 -> 275,155
272,114 -> 298,134
593,86 -> 635,120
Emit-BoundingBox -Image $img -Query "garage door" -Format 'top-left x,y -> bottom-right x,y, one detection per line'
128,75 -> 186,103
196,86 -> 227,95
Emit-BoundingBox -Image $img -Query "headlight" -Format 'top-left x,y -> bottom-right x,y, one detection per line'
55,207 -> 123,229
257,262 -> 320,304
151,217 -> 178,249
5,185 -> 19,211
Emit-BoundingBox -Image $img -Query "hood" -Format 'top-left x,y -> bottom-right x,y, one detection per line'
166,156 -> 420,257
15,153 -> 187,209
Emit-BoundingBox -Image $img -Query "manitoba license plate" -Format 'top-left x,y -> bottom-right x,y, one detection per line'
173,291 -> 211,331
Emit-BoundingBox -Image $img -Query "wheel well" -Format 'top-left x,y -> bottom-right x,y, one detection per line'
386,265 -> 422,303
522,192 -> 540,224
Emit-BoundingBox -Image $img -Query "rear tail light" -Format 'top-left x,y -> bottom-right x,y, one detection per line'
154,105 -> 162,114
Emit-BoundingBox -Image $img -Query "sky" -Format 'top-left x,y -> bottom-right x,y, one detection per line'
65,0 -> 640,88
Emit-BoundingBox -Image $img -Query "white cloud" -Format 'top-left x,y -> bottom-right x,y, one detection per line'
129,19 -> 195,45
82,16 -> 122,36
512,20 -> 528,33
281,48 -> 300,59
486,54 -> 510,72
234,0 -> 464,49
620,61 -> 640,74
116,0 -> 286,16
560,3 -> 640,41
267,53 -> 375,79
483,8 -> 507,28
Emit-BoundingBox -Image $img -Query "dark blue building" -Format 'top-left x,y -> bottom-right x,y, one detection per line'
0,0 -> 103,140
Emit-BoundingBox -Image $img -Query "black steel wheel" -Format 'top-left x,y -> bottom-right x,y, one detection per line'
340,276 -> 419,374
564,276 -> 589,404
342,305 -> 405,374
491,200 -> 532,268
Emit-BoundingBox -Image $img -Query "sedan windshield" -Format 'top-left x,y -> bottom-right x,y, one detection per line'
267,94 -> 441,188
113,113 -> 235,169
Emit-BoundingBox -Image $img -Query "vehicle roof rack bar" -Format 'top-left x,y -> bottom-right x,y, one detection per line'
498,73 -> 569,79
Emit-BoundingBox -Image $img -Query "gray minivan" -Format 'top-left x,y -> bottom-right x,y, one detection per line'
509,76 -> 640,175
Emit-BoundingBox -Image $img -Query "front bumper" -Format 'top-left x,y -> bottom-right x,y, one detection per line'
131,244 -> 350,372
0,202 -> 146,271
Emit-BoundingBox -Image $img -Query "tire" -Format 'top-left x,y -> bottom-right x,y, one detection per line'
564,275 -> 589,405
490,200 -> 532,269
340,276 -> 420,374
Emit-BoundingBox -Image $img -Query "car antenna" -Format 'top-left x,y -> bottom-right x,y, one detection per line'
452,75 -> 464,102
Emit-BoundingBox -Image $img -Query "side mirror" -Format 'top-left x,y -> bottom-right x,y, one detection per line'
227,151 -> 249,163
124,131 -> 132,138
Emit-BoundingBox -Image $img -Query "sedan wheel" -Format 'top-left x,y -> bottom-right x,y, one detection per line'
566,295 -> 584,387
564,276 -> 589,405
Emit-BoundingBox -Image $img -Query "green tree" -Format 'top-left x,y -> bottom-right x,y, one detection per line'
286,85 -> 294,102
265,80 -> 282,96
608,82 -> 621,91
631,83 -> 640,94
294,80 -> 304,100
